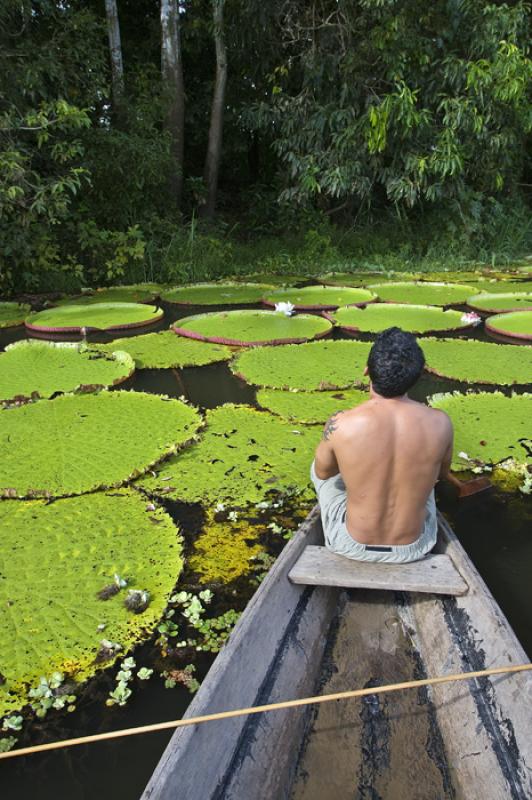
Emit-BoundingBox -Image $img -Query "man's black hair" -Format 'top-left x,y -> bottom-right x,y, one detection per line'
367,327 -> 425,398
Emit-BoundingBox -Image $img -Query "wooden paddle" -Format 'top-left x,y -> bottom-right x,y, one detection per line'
446,473 -> 493,498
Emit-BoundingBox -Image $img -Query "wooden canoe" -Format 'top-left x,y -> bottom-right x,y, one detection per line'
142,509 -> 532,800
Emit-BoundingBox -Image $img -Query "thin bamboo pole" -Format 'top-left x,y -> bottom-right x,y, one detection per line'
1,662 -> 530,761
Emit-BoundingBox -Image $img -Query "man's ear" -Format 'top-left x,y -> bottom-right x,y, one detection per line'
363,365 -> 369,376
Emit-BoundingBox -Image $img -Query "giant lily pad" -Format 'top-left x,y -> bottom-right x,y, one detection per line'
55,284 -> 162,306
173,310 -> 332,346
421,338 -> 532,386
0,391 -> 201,498
368,281 -> 474,306
262,285 -> 376,310
330,304 -> 473,334
139,404 -> 318,505
317,272 -> 393,286
0,489 -> 182,717
92,331 -> 231,369
231,340 -> 371,390
462,280 -> 532,294
428,392 -> 531,470
25,303 -> 164,333
0,341 -> 135,404
466,292 -> 532,314
189,515 -> 261,584
161,282 -> 273,305
485,311 -> 532,341
257,388 -> 368,424
0,302 -> 31,328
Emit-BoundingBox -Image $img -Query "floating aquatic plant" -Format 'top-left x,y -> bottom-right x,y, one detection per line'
139,404 -> 319,505
92,331 -> 231,369
428,392 -> 532,470
368,281 -> 474,306
330,303 -> 473,334
173,309 -> 332,346
467,292 -> 532,313
256,387 -> 368,423
421,338 -> 532,386
0,341 -> 135,404
263,285 -> 376,310
25,302 -> 164,333
54,284 -> 162,306
161,282 -> 273,305
0,302 -> 31,329
0,390 -> 201,498
188,514 -> 262,584
231,340 -> 371,390
0,490 -> 183,717
485,310 -> 532,341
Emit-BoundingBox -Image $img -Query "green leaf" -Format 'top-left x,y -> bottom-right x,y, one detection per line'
161,283 -> 274,305
0,490 -> 183,717
139,404 -> 319,505
25,303 -> 164,333
232,340 -> 371,390
263,286 -> 376,309
173,310 -> 332,346
331,304 -> 473,334
485,310 -> 532,341
467,292 -> 532,313
257,388 -> 368,423
422,337 -> 532,385
0,302 -> 31,329
428,392 -> 532,470
54,285 -> 163,306
0,341 -> 135,404
369,282 -> 475,306
0,391 -> 201,498
92,331 -> 231,370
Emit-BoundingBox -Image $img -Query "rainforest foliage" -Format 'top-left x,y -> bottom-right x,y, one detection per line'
1,0 -> 531,295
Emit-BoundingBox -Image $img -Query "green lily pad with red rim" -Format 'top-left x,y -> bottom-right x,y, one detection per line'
54,284 -> 162,306
0,301 -> 31,328
172,309 -> 332,346
329,303 -> 475,335
231,339 -> 371,390
0,340 -> 135,404
161,282 -> 274,305
25,302 -> 164,333
421,337 -> 532,386
262,285 -> 376,310
466,292 -> 532,314
485,311 -> 532,342
368,281 -> 474,306
256,387 -> 368,424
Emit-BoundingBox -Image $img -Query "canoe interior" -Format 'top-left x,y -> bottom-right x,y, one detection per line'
142,510 -> 532,800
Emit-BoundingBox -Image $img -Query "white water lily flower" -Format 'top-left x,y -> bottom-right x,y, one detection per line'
461,312 -> 482,326
274,301 -> 295,316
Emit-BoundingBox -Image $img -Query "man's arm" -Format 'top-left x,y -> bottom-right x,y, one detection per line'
314,412 -> 342,479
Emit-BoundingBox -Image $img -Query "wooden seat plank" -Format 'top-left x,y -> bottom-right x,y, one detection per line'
288,546 -> 468,596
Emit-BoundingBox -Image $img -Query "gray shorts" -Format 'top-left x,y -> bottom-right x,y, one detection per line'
310,462 -> 438,563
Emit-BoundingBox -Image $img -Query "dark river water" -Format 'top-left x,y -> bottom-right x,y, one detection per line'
0,299 -> 530,800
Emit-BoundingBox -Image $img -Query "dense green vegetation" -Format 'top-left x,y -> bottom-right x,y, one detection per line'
1,0 -> 530,296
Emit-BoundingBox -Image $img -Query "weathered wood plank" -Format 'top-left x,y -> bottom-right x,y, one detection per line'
288,545 -> 468,596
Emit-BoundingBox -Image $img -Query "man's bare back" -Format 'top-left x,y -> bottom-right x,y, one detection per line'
314,394 -> 453,546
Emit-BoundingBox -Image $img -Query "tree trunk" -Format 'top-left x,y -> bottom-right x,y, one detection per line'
200,0 -> 227,218
160,0 -> 185,208
104,0 -> 125,117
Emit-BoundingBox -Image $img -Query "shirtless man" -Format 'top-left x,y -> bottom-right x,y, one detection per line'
312,327 -> 454,563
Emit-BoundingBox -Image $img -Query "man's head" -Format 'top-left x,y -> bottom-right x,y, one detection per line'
366,327 -> 425,398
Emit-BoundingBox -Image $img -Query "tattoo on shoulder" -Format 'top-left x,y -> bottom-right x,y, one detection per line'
322,410 -> 345,440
